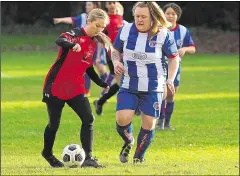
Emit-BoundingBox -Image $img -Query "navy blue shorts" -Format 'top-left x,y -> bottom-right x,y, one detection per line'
116,88 -> 164,118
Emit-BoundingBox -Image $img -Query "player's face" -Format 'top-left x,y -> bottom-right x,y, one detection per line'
88,19 -> 107,36
86,2 -> 95,14
134,7 -> 151,32
164,7 -> 178,24
106,2 -> 117,14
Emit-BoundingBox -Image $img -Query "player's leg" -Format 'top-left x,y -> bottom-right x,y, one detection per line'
156,84 -> 167,130
165,65 -> 181,130
67,94 -> 102,168
133,92 -> 163,163
116,89 -> 137,163
95,48 -> 108,82
104,54 -> 115,87
42,94 -> 65,167
84,74 -> 91,96
93,70 -> 122,116
94,83 -> 119,115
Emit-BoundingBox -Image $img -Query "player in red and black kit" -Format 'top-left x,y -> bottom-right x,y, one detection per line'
41,9 -> 112,168
94,2 -> 125,115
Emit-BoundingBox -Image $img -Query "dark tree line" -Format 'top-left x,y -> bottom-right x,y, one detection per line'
1,1 -> 239,31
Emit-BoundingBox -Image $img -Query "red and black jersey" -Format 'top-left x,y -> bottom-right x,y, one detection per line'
105,14 -> 123,43
43,27 -> 106,100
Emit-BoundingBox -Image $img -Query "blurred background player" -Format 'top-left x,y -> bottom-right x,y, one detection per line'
41,9 -> 111,168
156,3 -> 196,130
93,1 -> 127,115
111,2 -> 179,163
53,2 -> 108,96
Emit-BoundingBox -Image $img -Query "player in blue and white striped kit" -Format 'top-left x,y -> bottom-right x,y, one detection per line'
156,3 -> 196,130
110,2 -> 180,164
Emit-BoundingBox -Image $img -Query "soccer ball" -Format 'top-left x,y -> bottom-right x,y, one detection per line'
62,144 -> 86,167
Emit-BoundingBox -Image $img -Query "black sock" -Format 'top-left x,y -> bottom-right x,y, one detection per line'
43,125 -> 57,156
98,83 -> 119,106
80,123 -> 93,159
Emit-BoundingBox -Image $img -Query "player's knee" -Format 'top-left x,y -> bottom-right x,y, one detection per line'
98,65 -> 106,75
48,121 -> 60,131
82,113 -> 95,125
166,95 -> 174,102
116,111 -> 134,126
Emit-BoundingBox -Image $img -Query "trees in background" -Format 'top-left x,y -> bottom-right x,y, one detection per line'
1,2 -> 239,31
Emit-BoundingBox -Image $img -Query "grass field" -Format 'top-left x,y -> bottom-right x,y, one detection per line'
1,49 -> 239,175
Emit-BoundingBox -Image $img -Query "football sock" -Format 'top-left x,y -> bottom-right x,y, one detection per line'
43,125 -> 57,156
98,83 -> 119,106
159,100 -> 166,120
105,73 -> 115,86
100,73 -> 107,81
134,127 -> 154,159
116,122 -> 134,144
165,102 -> 175,126
80,122 -> 93,159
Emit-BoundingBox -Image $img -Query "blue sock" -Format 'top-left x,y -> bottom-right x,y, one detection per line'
100,73 -> 107,81
84,74 -> 91,92
101,73 -> 115,95
134,127 -> 154,159
116,122 -> 134,144
165,102 -> 175,125
105,73 -> 115,86
159,100 -> 166,120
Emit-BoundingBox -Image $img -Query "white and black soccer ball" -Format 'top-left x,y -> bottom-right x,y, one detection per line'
62,144 -> 86,167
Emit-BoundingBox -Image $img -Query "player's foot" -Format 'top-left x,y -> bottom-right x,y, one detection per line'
119,138 -> 134,163
164,124 -> 176,131
133,158 -> 145,164
41,151 -> 64,168
156,119 -> 165,130
81,156 -> 104,168
93,100 -> 103,116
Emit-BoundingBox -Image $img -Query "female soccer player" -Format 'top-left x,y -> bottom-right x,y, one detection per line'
53,2 -> 108,96
156,3 -> 196,130
41,9 -> 112,168
111,2 -> 180,163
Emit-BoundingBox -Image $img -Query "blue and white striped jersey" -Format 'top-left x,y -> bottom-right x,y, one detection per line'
114,23 -> 178,92
170,24 -> 195,50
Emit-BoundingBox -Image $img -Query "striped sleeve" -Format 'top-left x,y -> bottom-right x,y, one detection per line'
162,30 -> 179,59
183,29 -> 195,47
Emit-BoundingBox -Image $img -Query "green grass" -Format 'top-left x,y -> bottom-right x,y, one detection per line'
1,51 -> 239,175
1,34 -> 59,50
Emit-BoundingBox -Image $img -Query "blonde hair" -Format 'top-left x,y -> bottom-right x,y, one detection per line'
87,8 -> 113,51
116,2 -> 124,16
132,2 -> 172,39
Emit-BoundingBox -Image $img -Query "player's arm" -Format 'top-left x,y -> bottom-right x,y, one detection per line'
53,17 -> 73,25
178,29 -> 196,57
55,28 -> 82,51
86,66 -> 109,88
162,30 -> 180,94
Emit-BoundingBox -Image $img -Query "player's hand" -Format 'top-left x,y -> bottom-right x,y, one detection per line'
166,79 -> 175,95
72,44 -> 81,52
53,18 -> 61,24
178,48 -> 186,57
113,60 -> 124,75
